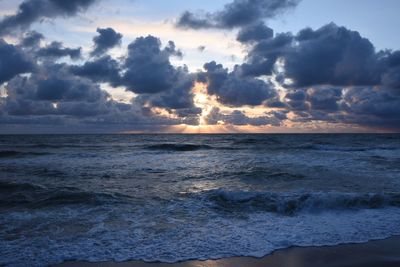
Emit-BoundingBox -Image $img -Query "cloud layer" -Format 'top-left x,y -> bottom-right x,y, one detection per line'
0,0 -> 399,132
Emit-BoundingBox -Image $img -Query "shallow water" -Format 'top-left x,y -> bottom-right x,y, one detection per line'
0,134 -> 400,266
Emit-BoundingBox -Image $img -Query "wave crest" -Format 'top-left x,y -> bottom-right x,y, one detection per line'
190,189 -> 400,215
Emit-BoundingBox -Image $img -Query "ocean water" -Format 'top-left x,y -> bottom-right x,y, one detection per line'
0,134 -> 400,266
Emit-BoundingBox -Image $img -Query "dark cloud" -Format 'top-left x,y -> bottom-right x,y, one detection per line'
241,23 -> 391,87
73,34 -> 197,114
284,89 -> 309,111
234,22 -> 400,130
21,31 -> 44,47
341,87 -> 400,130
176,11 -> 214,30
70,55 -> 121,86
37,41 -> 81,59
237,22 -> 273,43
307,87 -> 342,111
283,23 -> 385,87
281,86 -> 400,131
240,32 -> 293,76
284,87 -> 342,112
134,69 -> 197,111
0,33 -> 202,132
91,27 -> 123,57
200,61 -> 277,106
0,39 -> 35,85
0,0 -> 97,35
2,15 -> 400,132
176,0 -> 300,29
382,66 -> 400,91
6,63 -> 107,104
205,107 -> 285,126
121,35 -> 185,94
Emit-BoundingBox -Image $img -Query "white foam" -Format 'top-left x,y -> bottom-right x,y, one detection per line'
1,205 -> 400,266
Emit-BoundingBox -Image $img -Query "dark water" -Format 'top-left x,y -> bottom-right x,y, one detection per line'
0,134 -> 400,266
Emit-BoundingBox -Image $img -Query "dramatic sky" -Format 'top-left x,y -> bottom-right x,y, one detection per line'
0,0 -> 399,133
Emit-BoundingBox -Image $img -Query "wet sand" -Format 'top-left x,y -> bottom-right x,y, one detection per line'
57,236 -> 400,267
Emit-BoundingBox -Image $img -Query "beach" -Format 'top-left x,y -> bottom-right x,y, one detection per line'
59,236 -> 400,267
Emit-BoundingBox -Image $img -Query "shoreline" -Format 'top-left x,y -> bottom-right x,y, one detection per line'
57,236 -> 400,267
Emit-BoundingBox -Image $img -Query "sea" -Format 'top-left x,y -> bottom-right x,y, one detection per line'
0,134 -> 400,266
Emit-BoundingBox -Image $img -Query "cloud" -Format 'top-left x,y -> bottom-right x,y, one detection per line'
21,31 -> 44,47
284,87 -> 342,112
2,17 -> 400,132
176,0 -> 300,29
70,55 -> 121,86
36,41 -> 81,59
205,107 -> 285,126
233,22 -> 400,130
0,31 -> 203,132
2,58 -> 194,129
382,66 -> 400,91
121,35 -> 184,94
0,0 -> 97,35
5,63 -> 107,105
237,22 -> 274,43
307,87 -> 342,112
200,61 -> 277,106
0,39 -> 35,85
74,34 -> 198,115
240,32 -> 293,76
282,86 -> 400,131
134,68 -> 197,111
283,23 -> 385,87
91,27 -> 123,57
341,87 -> 400,130
241,23 -> 392,87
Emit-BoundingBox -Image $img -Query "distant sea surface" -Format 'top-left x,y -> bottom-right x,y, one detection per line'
1,134 -> 400,266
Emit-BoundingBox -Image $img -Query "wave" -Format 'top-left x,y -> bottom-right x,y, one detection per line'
0,181 -> 131,209
189,189 -> 400,215
309,145 -> 396,152
0,150 -> 49,158
233,138 -> 280,145
145,143 -> 215,152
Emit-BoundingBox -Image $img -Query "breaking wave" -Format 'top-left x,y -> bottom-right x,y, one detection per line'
190,189 -> 400,215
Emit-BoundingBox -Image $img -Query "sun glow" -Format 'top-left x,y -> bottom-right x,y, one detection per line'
192,82 -> 219,126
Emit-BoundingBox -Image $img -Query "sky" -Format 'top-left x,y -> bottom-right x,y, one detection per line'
0,0 -> 399,133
